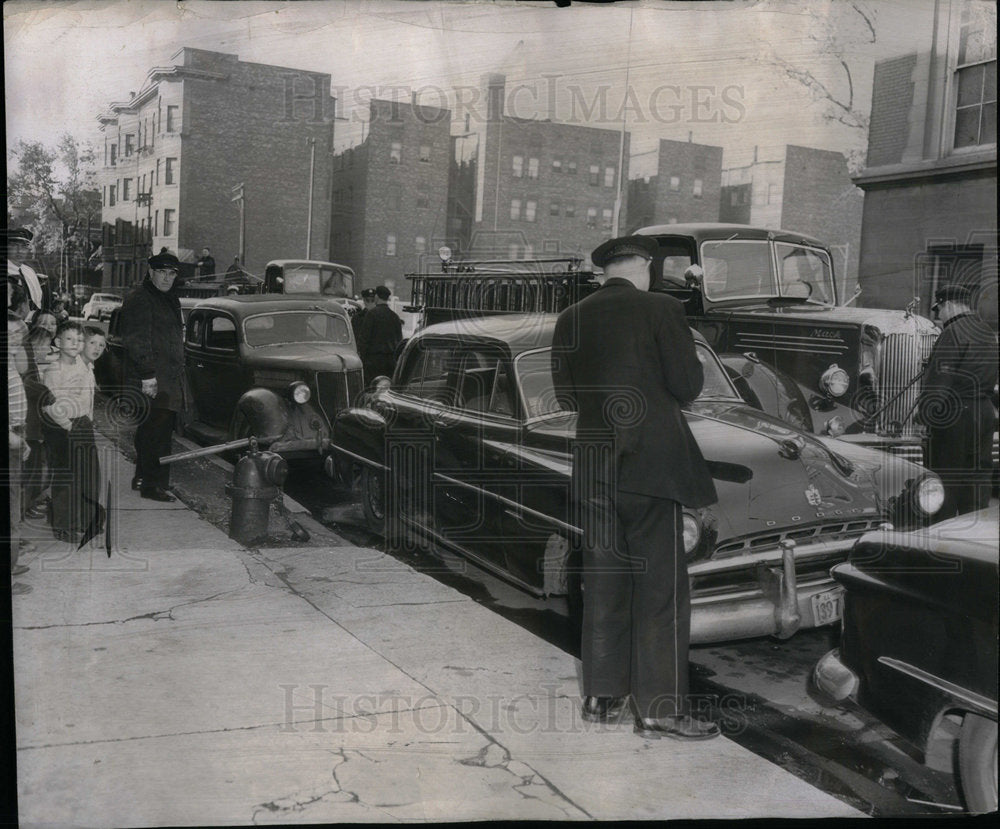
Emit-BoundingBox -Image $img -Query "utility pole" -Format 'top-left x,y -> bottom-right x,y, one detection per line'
231,182 -> 245,266
306,137 -> 316,259
611,7 -> 634,238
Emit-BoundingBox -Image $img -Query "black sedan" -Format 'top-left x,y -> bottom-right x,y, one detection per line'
813,506 -> 998,813
329,313 -> 944,644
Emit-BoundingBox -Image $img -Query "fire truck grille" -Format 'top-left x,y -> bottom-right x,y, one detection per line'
875,332 -> 930,436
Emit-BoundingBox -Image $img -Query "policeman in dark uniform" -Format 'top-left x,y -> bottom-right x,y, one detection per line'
357,285 -> 402,382
551,235 -> 720,741
918,283 -> 999,518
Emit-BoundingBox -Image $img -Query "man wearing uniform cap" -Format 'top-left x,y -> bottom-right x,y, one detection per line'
918,283 -> 998,518
357,285 -> 403,382
120,250 -> 186,502
551,235 -> 720,740
5,227 -> 44,320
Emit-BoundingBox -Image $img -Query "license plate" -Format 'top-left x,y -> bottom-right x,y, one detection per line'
811,589 -> 843,626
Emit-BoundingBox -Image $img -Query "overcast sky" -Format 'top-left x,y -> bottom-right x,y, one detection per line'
5,0 -> 938,173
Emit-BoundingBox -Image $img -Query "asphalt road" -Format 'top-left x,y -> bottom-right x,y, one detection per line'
93,403 -> 968,817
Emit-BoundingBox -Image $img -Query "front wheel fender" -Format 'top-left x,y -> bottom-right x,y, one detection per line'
231,387 -> 290,443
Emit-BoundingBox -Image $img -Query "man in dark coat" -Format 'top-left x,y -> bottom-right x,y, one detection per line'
121,250 -> 186,501
195,247 -> 216,278
351,287 -> 376,342
551,234 -> 720,741
918,283 -> 999,518
358,285 -> 402,383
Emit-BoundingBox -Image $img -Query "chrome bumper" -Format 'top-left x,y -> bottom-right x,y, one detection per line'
813,648 -> 859,702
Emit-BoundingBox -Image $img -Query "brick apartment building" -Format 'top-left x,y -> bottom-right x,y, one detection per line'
463,74 -> 630,262
96,48 -> 336,289
625,138 -> 724,231
720,145 -> 864,298
853,0 -> 996,325
328,98 -> 452,291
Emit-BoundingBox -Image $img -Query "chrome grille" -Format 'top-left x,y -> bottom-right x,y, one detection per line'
713,519 -> 881,559
876,332 -> 928,436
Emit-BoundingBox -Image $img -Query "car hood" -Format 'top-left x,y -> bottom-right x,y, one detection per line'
523,401 -> 885,541
246,343 -> 362,371
727,304 -> 938,336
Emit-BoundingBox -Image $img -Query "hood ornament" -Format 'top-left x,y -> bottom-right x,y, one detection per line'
804,484 -> 823,507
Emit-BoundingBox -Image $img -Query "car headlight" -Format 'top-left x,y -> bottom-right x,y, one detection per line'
289,381 -> 312,404
682,513 -> 701,555
820,364 -> 850,397
915,475 -> 945,516
824,416 -> 846,436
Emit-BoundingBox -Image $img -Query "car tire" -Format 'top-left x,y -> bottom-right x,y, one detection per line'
360,465 -> 386,537
958,712 -> 998,813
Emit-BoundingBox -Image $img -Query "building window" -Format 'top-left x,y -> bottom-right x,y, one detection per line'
509,243 -> 520,260
604,167 -> 615,187
419,144 -> 431,162
154,210 -> 159,235
389,184 -> 402,211
589,165 -> 599,185
567,161 -> 577,175
108,185 -> 116,207
110,144 -> 117,167
525,200 -> 537,222
767,183 -> 777,204
512,155 -> 523,177
564,202 -> 576,218
527,157 -> 539,178
543,240 -> 559,253
390,142 -> 402,163
693,178 -> 703,197
125,134 -> 135,157
165,157 -> 177,185
415,236 -> 426,253
552,159 -> 562,174
416,190 -> 429,208
602,208 -> 612,230
586,207 -> 597,228
510,199 -> 521,221
550,201 -> 560,216
954,1 -> 997,148
670,175 -> 680,191
386,234 -> 396,256
166,105 -> 179,133
155,158 -> 161,185
122,179 -> 131,201
163,209 -> 175,236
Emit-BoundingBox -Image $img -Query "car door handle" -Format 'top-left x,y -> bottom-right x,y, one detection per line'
194,363 -> 205,369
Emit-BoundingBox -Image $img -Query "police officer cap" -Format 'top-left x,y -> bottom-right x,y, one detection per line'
933,284 -> 973,305
590,234 -> 658,268
360,287 -> 376,299
148,250 -> 181,271
4,227 -> 33,243
374,285 -> 391,301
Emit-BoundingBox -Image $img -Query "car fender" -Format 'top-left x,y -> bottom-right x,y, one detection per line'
328,407 -> 388,483
232,387 -> 291,443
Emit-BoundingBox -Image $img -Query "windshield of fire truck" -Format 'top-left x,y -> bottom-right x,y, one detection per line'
700,239 -> 835,304
281,263 -> 355,298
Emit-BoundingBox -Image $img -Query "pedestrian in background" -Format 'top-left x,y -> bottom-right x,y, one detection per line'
357,285 -> 402,383
196,247 -> 216,278
352,287 -> 376,342
121,250 -> 186,502
22,312 -> 59,520
41,321 -> 98,543
918,283 -> 999,518
551,234 -> 720,741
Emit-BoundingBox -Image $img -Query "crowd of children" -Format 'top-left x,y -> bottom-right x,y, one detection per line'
8,271 -> 109,593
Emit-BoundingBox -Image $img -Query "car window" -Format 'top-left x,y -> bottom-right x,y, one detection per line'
243,311 -> 351,346
397,340 -> 457,405
694,342 -> 741,400
774,242 -> 835,304
185,312 -> 205,346
700,240 -> 775,300
206,315 -> 237,351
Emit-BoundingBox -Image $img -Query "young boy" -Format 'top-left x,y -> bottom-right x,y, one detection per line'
42,322 -> 99,543
81,325 -> 108,367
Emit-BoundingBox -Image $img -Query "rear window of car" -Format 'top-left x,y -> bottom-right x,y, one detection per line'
243,311 -> 351,346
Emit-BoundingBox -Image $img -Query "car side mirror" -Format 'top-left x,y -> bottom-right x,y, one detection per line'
684,264 -> 704,288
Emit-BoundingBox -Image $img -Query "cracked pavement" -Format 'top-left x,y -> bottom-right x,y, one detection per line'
12,435 -> 862,824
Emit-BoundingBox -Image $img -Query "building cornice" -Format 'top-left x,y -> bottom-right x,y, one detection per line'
853,151 -> 997,188
97,65 -> 228,123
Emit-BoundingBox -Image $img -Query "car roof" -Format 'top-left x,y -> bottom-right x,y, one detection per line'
634,222 -> 828,249
265,260 -> 355,272
186,296 -> 350,318
415,312 -> 708,353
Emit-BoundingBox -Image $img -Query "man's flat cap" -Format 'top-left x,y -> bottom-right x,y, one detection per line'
933,284 -> 974,305
360,287 -> 376,299
374,285 -> 391,300
590,234 -> 658,268
4,227 -> 34,242
148,251 -> 181,271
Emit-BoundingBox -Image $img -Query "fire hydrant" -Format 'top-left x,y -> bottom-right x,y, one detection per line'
226,437 -> 289,546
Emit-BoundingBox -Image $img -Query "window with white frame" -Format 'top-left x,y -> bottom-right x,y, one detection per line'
419,144 -> 431,162
386,234 -> 396,256
166,105 -> 179,133
586,207 -> 597,228
602,208 -> 612,230
693,178 -> 703,197
604,167 -> 615,187
415,236 -> 426,253
525,200 -> 537,222
122,178 -> 131,201
510,199 -> 521,221
669,175 -> 680,191
953,1 -> 997,149
165,158 -> 177,185
163,209 -> 175,236
589,165 -> 599,185
512,155 -> 523,177
390,142 -> 402,163
550,201 -> 560,216
528,157 -> 539,178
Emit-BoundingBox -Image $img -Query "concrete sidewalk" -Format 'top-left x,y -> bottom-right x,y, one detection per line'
13,437 -> 862,824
